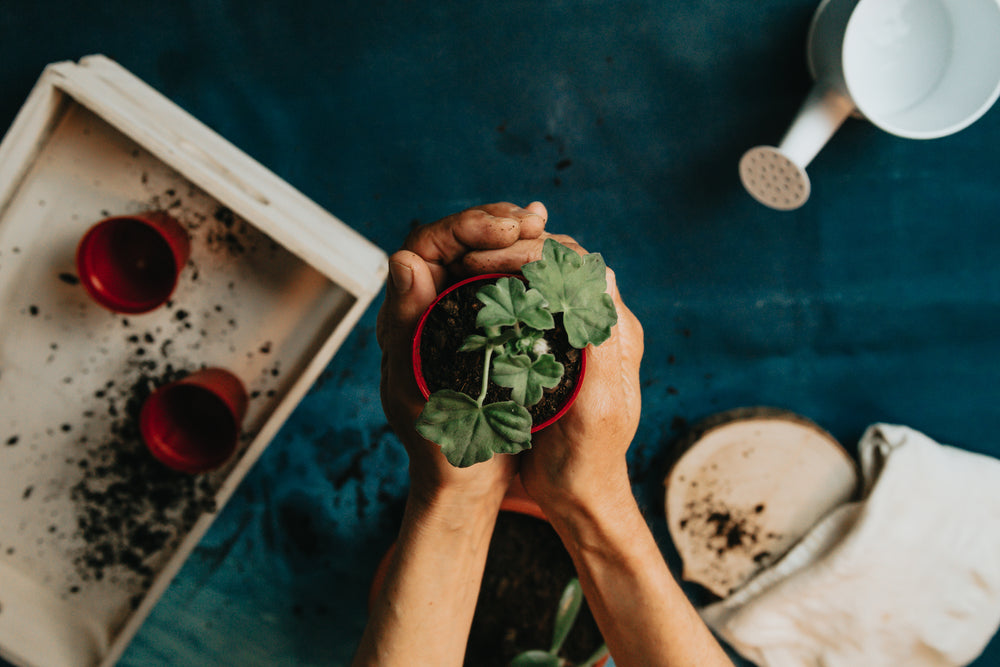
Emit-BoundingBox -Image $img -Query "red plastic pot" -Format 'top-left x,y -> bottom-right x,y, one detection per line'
76,211 -> 190,314
412,273 -> 586,433
138,367 -> 248,473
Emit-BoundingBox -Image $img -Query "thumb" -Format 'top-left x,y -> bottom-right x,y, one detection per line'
378,250 -> 439,350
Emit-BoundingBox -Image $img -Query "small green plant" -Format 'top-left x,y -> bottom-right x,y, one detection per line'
509,578 -> 609,667
416,239 -> 617,467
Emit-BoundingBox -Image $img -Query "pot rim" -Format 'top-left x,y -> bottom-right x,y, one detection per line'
75,211 -> 190,314
411,272 -> 586,433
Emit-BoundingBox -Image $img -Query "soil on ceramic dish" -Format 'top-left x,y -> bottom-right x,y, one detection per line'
465,511 -> 604,666
418,278 -> 582,427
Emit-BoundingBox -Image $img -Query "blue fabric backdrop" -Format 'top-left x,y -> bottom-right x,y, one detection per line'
1,1 -> 998,665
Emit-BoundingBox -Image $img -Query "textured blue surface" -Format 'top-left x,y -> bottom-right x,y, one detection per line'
2,1 -> 999,665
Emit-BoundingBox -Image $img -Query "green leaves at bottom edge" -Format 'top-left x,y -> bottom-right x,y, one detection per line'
552,578 -> 584,654
509,651 -> 562,667
416,390 -> 532,467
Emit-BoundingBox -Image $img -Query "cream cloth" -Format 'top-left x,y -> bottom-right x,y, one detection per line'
701,424 -> 1000,667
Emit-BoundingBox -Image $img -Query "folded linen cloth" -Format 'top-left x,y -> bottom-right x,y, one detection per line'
701,424 -> 1000,667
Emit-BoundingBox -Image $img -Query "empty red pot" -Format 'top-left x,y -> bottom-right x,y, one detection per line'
76,211 -> 190,314
139,368 -> 248,473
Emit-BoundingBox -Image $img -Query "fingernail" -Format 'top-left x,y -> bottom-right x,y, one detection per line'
389,261 -> 413,293
526,201 -> 547,221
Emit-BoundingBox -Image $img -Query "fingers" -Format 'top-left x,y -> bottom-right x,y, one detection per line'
567,265 -> 644,413
460,232 -> 642,363
376,249 -> 444,443
592,268 -> 644,360
403,203 -> 547,288
604,266 -> 644,361
458,232 -> 586,276
376,250 -> 439,352
522,201 -> 548,230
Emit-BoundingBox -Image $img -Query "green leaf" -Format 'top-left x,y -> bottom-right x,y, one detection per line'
551,578 -> 584,654
477,277 -> 555,331
415,390 -> 532,467
492,353 -> 564,406
459,329 -> 518,352
459,334 -> 488,352
510,651 -> 561,667
562,291 -> 616,350
521,239 -> 618,349
579,644 -> 610,667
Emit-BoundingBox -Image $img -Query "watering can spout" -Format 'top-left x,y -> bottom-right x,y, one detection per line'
740,0 -> 1000,211
740,83 -> 854,211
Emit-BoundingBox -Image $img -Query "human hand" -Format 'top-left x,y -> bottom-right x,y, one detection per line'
376,202 -> 548,507
517,236 -> 645,517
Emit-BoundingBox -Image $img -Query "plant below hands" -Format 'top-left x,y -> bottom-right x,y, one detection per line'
416,238 -> 617,467
509,578 -> 609,667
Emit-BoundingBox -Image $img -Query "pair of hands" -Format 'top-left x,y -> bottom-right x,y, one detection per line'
375,202 -> 644,516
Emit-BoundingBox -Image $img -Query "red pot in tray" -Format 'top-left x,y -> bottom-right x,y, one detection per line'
76,210 -> 190,314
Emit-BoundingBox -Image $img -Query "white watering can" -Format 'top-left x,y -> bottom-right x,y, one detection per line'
740,0 -> 1000,210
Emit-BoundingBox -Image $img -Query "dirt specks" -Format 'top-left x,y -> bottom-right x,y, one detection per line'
676,493 -> 782,594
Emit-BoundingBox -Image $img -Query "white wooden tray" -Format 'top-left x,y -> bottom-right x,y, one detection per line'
0,56 -> 386,667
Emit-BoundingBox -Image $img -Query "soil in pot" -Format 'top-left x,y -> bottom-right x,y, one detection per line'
465,510 -> 604,666
418,277 -> 583,428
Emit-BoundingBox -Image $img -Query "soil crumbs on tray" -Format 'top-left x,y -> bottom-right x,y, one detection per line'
69,365 -> 218,606
0,165 -> 289,609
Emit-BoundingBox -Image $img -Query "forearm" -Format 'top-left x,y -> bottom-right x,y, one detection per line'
546,485 -> 732,667
353,485 -> 504,667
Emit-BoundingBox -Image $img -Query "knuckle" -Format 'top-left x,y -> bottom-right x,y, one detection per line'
461,207 -> 490,224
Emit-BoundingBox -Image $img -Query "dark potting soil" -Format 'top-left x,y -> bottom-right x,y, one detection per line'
466,511 -> 604,666
69,366 -> 218,601
418,279 -> 583,426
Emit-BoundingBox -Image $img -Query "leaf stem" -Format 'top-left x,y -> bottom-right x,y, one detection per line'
477,345 -> 494,408
579,644 -> 609,667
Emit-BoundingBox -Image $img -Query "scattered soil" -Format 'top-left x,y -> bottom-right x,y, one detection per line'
69,365 -> 218,603
418,278 -> 583,426
466,511 -> 604,666
672,491 -> 780,598
0,153 -> 290,609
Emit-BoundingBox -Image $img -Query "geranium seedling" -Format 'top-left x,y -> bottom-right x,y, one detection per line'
416,239 -> 617,468
509,578 -> 609,667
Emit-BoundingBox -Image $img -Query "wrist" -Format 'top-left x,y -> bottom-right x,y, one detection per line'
406,446 -> 515,509
406,475 -> 509,529
538,473 -> 644,559
531,461 -> 633,523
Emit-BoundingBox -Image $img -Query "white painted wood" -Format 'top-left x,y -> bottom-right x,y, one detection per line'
59,56 -> 387,298
0,56 -> 386,667
664,408 -> 859,598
